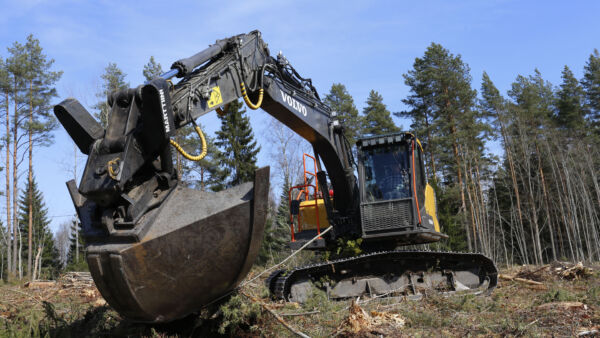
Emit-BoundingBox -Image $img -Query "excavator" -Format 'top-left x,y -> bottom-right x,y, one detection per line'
54,30 -> 497,323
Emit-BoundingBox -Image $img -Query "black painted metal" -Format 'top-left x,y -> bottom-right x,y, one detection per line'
170,38 -> 229,77
86,167 -> 269,323
54,99 -> 104,155
269,250 -> 498,301
167,30 -> 358,220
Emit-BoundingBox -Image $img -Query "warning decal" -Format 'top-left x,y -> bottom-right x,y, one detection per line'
207,86 -> 223,108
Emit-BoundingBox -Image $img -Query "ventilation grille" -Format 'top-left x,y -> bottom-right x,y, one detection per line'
361,199 -> 413,234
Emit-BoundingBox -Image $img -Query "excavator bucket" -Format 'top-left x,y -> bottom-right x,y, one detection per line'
70,168 -> 269,323
55,87 -> 270,322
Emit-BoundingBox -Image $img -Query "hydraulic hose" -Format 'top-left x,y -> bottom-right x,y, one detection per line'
170,121 -> 208,161
240,82 -> 263,110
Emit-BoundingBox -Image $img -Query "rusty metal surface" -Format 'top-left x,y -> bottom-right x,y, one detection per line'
86,167 -> 269,323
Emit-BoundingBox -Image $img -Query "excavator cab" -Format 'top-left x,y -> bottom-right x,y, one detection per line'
288,132 -> 446,250
357,132 -> 445,244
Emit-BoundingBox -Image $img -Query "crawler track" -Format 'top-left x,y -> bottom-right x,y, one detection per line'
267,251 -> 498,302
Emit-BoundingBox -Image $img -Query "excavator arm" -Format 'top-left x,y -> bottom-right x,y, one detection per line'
167,30 -> 357,218
54,30 -> 358,322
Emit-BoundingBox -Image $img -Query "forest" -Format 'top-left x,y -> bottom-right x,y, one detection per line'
0,34 -> 599,283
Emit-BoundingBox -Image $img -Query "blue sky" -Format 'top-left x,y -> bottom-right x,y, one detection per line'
0,0 -> 598,232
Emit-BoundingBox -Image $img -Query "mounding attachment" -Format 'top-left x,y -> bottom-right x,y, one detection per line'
83,167 -> 269,323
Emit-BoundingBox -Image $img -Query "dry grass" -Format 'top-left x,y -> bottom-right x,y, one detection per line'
1,263 -> 599,337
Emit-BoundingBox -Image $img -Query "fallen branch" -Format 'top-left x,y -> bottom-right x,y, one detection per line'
279,310 -> 320,317
514,277 -> 544,286
5,288 -> 43,304
531,264 -> 550,274
559,262 -> 593,280
537,301 -> 586,311
241,291 -> 309,338
498,274 -> 514,280
499,274 -> 545,285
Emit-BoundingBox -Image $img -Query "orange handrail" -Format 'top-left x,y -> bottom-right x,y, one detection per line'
303,153 -> 319,198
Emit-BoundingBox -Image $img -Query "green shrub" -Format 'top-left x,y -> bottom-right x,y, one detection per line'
218,294 -> 262,335
538,289 -> 577,304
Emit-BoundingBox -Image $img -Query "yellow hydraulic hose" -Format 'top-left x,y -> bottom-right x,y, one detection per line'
170,123 -> 208,161
107,157 -> 121,180
240,82 -> 263,110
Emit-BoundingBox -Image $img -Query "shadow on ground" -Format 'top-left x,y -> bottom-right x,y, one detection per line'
39,305 -> 227,337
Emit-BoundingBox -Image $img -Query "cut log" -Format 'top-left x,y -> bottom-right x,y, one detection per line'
24,281 -> 57,289
514,277 -> 544,285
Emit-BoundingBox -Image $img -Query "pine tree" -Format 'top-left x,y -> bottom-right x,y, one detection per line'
324,83 -> 362,144
361,90 -> 399,136
23,34 -> 61,279
6,40 -> 29,277
94,62 -> 128,127
143,56 -> 163,81
506,70 -> 555,264
214,100 -> 260,190
582,49 -> 600,129
555,65 -> 587,133
18,176 -> 59,279
401,43 -> 484,251
0,55 -> 11,277
508,69 -> 554,129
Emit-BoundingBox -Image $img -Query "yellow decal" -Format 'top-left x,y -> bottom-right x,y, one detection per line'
425,184 -> 441,233
207,86 -> 223,108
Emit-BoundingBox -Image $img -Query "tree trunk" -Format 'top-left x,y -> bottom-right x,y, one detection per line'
32,245 -> 42,281
424,113 -> 436,181
4,89 -> 10,275
27,78 -> 33,279
11,78 -> 18,275
18,228 -> 22,278
536,142 -> 556,261
499,118 -> 526,253
450,122 -> 471,251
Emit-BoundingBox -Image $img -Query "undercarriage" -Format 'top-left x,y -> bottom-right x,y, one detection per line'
267,251 -> 498,302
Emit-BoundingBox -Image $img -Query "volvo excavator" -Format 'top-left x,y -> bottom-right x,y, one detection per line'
54,30 -> 497,323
